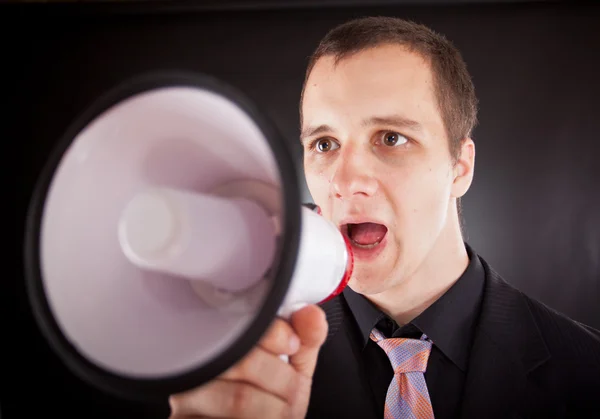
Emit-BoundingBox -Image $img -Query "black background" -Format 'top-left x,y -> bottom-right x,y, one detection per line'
3,0 -> 599,417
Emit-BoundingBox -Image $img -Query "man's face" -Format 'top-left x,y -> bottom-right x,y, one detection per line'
301,44 -> 466,295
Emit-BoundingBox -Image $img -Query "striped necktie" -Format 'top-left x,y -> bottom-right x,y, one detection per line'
370,328 -> 435,419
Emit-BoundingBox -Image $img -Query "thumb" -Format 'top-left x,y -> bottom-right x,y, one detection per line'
288,304 -> 328,378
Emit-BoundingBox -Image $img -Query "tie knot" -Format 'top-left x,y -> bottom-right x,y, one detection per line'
370,328 -> 432,374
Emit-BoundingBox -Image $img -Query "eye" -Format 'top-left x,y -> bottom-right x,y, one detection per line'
314,138 -> 340,153
381,131 -> 408,147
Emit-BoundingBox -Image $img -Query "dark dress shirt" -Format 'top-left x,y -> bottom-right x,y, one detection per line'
341,245 -> 485,419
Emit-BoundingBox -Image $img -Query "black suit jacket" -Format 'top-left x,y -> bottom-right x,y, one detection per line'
307,255 -> 600,419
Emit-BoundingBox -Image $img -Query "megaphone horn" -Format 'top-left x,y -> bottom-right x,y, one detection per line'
24,72 -> 353,401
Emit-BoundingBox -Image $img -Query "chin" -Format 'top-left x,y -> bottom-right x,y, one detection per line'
347,266 -> 391,296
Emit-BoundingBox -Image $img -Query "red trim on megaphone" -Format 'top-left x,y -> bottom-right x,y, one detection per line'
319,234 -> 354,304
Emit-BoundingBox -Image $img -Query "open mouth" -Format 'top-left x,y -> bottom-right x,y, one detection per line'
344,222 -> 388,249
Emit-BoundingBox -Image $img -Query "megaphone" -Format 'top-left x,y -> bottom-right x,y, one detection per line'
24,73 -> 353,402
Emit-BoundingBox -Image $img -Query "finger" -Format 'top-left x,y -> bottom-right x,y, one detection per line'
169,416 -> 235,419
169,416 -> 237,419
169,417 -> 234,419
169,380 -> 288,419
285,305 -> 328,419
258,317 -> 301,356
169,416 -> 223,419
289,304 -> 328,378
219,346 -> 298,402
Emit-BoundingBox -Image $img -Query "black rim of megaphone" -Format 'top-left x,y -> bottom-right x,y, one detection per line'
23,72 -> 302,402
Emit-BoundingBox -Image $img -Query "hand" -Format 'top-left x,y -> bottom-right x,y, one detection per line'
168,304 -> 329,419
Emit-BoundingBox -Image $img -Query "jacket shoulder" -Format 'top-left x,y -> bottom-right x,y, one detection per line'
523,294 -> 600,411
481,256 -> 600,355
481,259 -> 600,411
523,294 -> 600,358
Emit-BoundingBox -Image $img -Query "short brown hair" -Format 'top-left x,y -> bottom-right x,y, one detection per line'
301,16 -> 478,162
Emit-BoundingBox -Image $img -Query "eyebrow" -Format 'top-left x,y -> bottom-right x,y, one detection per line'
362,115 -> 424,133
300,124 -> 334,143
300,114 -> 423,144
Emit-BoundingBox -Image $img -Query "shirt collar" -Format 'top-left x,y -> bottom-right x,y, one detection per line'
343,243 -> 485,371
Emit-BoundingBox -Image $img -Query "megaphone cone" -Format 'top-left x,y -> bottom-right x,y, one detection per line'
24,73 -> 352,402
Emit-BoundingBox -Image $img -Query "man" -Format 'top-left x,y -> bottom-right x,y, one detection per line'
168,16 -> 600,419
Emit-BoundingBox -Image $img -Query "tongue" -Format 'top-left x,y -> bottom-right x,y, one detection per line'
349,223 -> 387,245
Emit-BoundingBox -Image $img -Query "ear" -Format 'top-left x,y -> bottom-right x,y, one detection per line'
451,138 -> 475,199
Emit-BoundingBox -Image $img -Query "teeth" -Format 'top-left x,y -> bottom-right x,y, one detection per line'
350,238 -> 382,249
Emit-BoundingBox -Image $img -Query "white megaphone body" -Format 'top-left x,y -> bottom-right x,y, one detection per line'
24,73 -> 353,401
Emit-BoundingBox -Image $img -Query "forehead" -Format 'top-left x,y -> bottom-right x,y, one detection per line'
301,44 -> 440,129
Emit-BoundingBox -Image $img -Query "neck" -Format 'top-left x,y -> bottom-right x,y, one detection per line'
365,212 -> 469,326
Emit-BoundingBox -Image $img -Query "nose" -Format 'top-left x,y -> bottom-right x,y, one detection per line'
331,146 -> 378,200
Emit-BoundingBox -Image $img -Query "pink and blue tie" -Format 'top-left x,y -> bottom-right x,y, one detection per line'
370,328 -> 435,419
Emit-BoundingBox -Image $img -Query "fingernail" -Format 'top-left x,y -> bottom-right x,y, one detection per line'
289,334 -> 301,353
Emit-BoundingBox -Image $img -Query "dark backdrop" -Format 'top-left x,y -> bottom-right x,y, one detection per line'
3,0 -> 599,418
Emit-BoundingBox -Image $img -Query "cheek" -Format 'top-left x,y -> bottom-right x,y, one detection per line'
304,166 -> 330,205
384,162 -> 452,227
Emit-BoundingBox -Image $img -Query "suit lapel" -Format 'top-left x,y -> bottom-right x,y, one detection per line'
460,325 -> 526,418
460,258 -> 551,419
